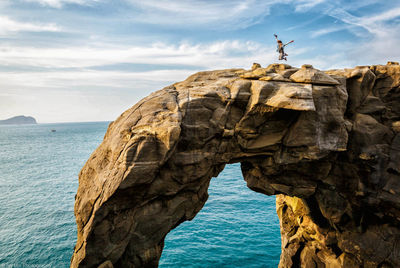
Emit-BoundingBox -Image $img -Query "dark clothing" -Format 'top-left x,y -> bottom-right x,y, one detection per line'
274,35 -> 292,61
277,44 -> 287,60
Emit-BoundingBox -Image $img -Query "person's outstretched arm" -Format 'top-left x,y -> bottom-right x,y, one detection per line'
284,40 -> 294,46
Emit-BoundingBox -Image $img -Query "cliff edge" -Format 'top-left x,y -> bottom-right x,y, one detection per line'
71,62 -> 400,267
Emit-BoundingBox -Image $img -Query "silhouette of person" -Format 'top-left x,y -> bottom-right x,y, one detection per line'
274,34 -> 294,61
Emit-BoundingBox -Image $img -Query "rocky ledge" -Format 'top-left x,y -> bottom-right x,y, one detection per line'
71,62 -> 400,268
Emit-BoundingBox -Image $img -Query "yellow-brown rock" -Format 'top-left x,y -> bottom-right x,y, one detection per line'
251,62 -> 261,70
71,63 -> 400,268
393,121 -> 400,132
291,65 -> 341,85
259,73 -> 291,82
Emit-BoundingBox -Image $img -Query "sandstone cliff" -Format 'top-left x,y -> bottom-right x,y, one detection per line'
71,62 -> 400,268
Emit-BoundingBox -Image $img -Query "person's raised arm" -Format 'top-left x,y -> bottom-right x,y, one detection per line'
284,40 -> 294,46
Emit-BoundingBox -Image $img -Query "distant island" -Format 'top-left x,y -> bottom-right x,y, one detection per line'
0,116 -> 37,125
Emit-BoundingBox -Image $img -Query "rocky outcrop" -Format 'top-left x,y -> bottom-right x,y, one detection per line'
71,62 -> 400,268
0,115 -> 37,125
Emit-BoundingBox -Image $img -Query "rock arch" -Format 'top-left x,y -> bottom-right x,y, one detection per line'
71,63 -> 400,267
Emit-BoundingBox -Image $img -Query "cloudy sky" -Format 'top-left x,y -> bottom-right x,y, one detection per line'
1,0 -> 399,123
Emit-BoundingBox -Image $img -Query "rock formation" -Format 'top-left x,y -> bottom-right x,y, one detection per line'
71,61 -> 400,268
0,115 -> 37,125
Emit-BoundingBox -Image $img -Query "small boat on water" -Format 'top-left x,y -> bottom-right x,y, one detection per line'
51,129 -> 56,132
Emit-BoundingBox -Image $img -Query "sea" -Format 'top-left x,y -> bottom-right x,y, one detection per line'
0,122 -> 281,267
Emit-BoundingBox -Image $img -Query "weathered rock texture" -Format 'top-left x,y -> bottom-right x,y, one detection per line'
71,62 -> 400,268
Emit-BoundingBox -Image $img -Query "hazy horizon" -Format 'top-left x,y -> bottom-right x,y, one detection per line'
0,115 -> 112,124
1,0 -> 400,123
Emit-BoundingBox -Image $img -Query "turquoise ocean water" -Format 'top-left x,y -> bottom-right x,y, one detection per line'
0,122 -> 281,267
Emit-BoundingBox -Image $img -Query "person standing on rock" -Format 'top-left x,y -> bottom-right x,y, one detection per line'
274,34 -> 294,61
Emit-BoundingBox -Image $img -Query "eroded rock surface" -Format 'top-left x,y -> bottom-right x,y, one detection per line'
71,62 -> 400,268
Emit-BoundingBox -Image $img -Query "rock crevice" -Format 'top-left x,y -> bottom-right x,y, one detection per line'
71,62 -> 400,268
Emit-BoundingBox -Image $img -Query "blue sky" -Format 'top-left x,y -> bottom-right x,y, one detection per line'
1,0 -> 399,122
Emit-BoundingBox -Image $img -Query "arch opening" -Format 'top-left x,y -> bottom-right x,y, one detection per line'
159,163 -> 281,267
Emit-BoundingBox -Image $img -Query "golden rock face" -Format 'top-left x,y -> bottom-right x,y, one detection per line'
71,63 -> 400,268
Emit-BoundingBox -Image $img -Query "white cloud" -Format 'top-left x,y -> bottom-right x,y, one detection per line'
0,16 -> 61,34
317,3 -> 400,64
23,0 -> 98,8
0,69 -> 190,123
0,40 -> 275,69
294,0 -> 326,12
0,39 -> 278,122
367,7 -> 400,24
0,69 -> 193,89
1,0 -> 398,122
310,25 -> 348,38
125,0 -> 292,29
314,3 -> 400,36
0,39 -> 279,113
301,1 -> 400,66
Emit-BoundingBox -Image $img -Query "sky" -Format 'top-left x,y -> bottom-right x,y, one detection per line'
0,0 -> 399,123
